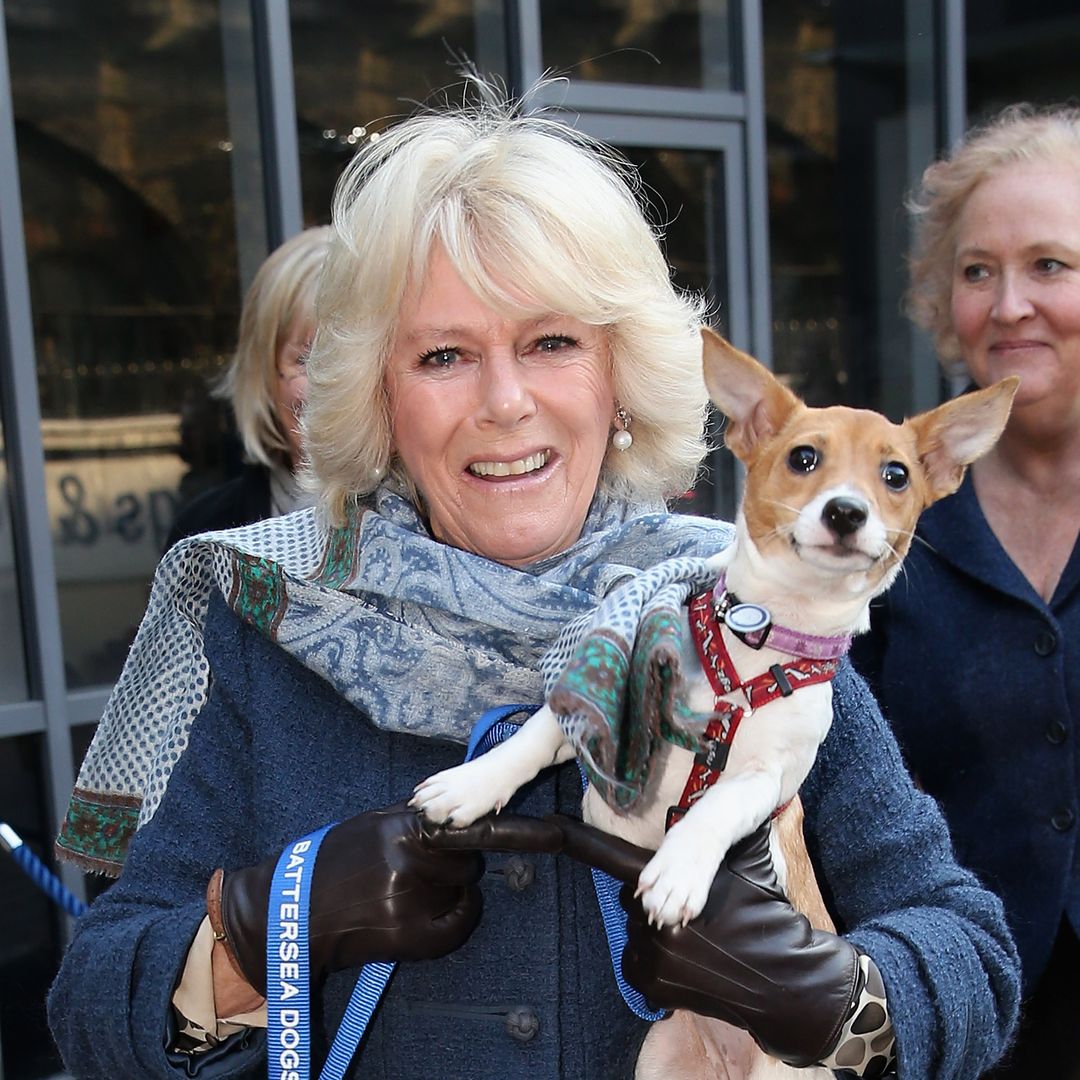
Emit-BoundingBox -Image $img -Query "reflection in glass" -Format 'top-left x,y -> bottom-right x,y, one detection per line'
967,2 -> 1080,118
762,1 -> 843,405
291,1 -> 507,224
0,413 -> 29,703
542,0 -> 734,90
7,3 -> 243,686
615,145 -> 733,519
762,0 -> 913,414
620,146 -> 723,312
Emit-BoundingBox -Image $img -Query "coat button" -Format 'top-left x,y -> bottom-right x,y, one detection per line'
505,855 -> 535,892
505,1006 -> 539,1042
1034,629 -> 1058,657
1051,808 -> 1075,832
1046,720 -> 1068,745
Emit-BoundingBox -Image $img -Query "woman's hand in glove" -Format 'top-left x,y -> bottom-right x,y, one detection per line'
559,815 -> 861,1068
430,812 -> 862,1069
211,803 -> 484,997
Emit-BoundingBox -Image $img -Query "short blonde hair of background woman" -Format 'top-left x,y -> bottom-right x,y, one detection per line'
220,225 -> 332,469
907,102 -> 1080,370
304,86 -> 712,526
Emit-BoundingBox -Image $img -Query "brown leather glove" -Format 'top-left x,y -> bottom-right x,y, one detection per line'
216,804 -> 484,994
420,811 -> 569,855
553,814 -> 860,1069
429,813 -> 860,1068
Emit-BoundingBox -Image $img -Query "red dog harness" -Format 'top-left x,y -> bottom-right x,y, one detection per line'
665,588 -> 843,830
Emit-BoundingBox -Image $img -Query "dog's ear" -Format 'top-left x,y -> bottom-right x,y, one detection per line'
701,327 -> 801,463
907,375 -> 1019,502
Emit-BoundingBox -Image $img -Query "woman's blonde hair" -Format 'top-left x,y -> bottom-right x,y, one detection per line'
218,225 -> 332,468
907,102 -> 1080,369
303,84 -> 711,525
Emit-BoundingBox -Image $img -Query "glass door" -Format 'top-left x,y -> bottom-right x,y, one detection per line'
583,114 -> 751,520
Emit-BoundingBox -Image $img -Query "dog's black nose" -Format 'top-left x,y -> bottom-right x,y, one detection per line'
822,497 -> 868,538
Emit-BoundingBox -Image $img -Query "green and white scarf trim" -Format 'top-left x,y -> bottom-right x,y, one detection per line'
541,552 -> 729,810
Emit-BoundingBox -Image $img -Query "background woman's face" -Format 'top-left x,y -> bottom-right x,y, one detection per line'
951,158 -> 1080,424
386,245 -> 615,567
275,313 -> 315,468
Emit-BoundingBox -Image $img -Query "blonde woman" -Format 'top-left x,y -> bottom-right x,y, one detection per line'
166,225 -> 331,546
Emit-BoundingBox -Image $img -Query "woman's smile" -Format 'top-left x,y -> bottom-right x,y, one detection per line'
466,448 -> 552,479
386,243 -> 615,567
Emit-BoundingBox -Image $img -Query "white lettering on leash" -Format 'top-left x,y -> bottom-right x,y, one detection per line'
274,838 -> 314,1076
276,1008 -> 301,1080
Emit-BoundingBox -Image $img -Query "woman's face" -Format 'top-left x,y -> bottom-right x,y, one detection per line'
274,312 -> 315,469
386,245 -> 615,567
951,158 -> 1080,424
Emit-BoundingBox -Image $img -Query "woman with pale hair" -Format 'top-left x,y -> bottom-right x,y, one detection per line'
852,103 -> 1080,1076
48,84 -> 1017,1080
165,225 -> 331,547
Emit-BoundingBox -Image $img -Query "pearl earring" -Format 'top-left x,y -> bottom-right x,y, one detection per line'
612,406 -> 633,451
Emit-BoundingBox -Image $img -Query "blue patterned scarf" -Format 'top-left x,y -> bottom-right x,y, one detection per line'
57,484 -> 730,874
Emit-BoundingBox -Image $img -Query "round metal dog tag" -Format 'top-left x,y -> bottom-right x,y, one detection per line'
723,602 -> 771,636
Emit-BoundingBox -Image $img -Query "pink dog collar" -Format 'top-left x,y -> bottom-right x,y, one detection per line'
711,575 -> 852,660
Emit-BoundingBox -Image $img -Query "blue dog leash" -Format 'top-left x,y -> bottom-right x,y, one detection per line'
465,707 -> 666,1024
576,767 -> 667,1024
320,704 -> 534,1078
265,823 -> 336,1080
264,703 -> 662,1080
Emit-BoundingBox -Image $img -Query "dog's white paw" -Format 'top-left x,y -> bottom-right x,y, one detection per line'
410,762 -> 505,827
636,827 -> 725,927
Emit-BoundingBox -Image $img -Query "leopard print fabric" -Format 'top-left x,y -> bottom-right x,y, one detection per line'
822,952 -> 897,1078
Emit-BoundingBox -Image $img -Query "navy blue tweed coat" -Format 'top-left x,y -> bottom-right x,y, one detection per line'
49,587 -> 1019,1078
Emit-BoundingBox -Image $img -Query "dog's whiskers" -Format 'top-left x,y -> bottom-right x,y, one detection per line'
764,497 -> 804,520
756,502 -> 804,546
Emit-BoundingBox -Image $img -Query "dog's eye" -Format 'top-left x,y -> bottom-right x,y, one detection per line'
788,446 -> 819,474
882,461 -> 909,491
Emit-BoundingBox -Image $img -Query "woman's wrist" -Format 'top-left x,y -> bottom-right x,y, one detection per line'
206,867 -> 250,981
211,938 -> 266,1017
207,868 -> 265,1015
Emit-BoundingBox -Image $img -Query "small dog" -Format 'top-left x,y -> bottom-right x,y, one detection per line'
413,328 -> 1016,1078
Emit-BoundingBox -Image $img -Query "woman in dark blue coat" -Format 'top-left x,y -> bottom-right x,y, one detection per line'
48,84 -> 1019,1079
852,102 -> 1080,1078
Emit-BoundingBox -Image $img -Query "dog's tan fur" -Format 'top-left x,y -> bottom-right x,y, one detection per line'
414,329 -> 1017,1078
